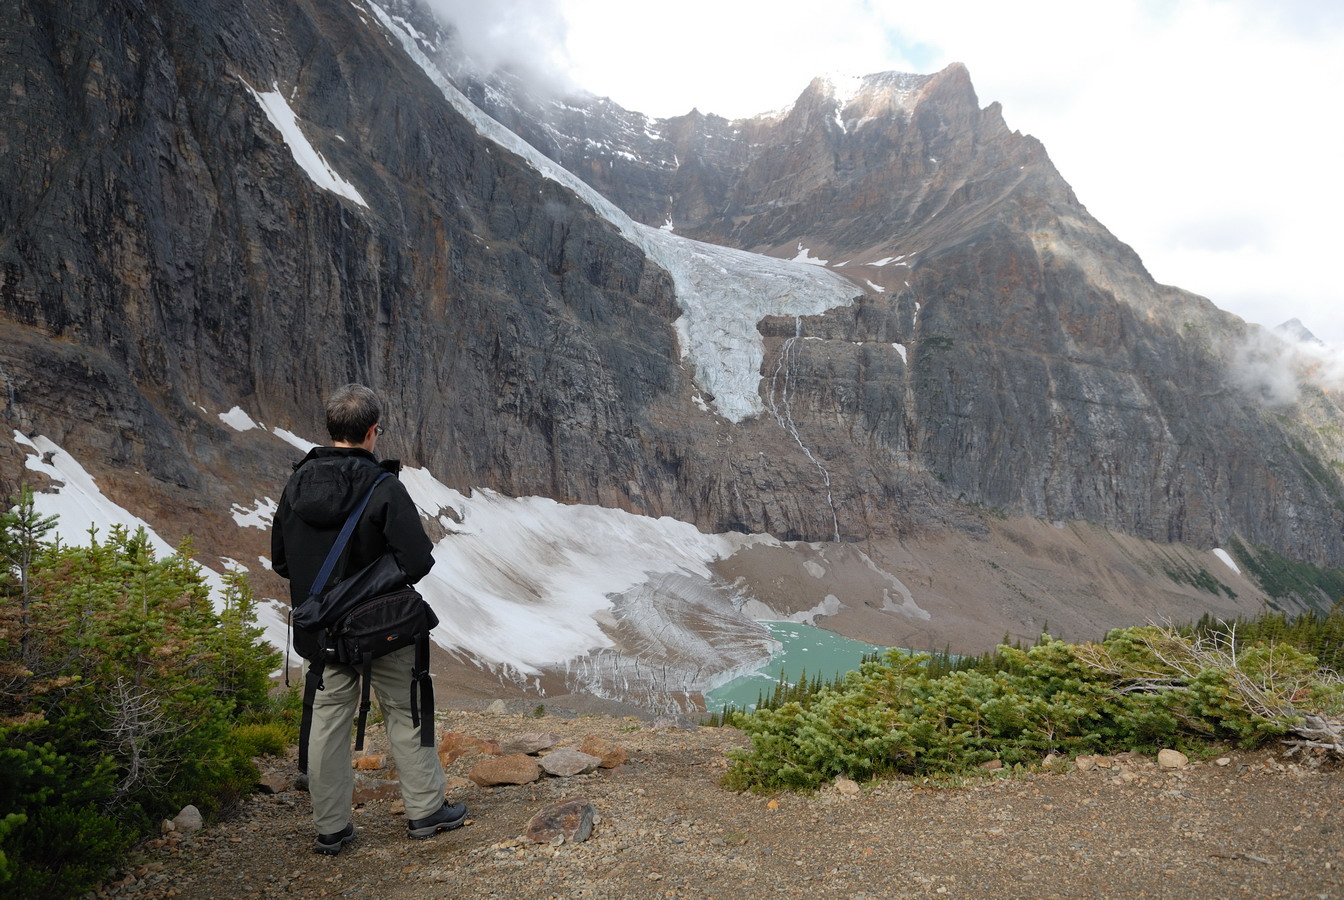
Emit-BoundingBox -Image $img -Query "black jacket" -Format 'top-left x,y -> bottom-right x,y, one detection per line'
272,447 -> 434,658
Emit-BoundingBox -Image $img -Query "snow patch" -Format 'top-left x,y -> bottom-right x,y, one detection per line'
858,550 -> 930,620
242,81 -> 368,208
783,594 -> 844,626
8,432 -> 291,657
232,497 -> 278,529
272,428 -> 319,454
864,279 -> 886,293
219,406 -> 260,431
1212,548 -> 1241,576
791,242 -> 829,267
215,406 -> 318,453
803,560 -> 826,579
894,343 -> 907,364
867,255 -> 910,268
397,467 -> 777,677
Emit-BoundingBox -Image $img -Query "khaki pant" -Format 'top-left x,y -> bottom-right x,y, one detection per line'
307,645 -> 446,834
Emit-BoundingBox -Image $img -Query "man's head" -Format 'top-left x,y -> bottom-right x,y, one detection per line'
325,383 -> 381,446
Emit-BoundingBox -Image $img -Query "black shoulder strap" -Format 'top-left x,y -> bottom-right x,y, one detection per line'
354,656 -> 375,752
297,655 -> 327,774
412,633 -> 435,747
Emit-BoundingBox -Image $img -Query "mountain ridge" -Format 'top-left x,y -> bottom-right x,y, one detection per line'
436,18 -> 1344,562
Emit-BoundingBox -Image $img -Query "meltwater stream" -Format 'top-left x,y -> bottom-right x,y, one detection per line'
702,622 -> 890,713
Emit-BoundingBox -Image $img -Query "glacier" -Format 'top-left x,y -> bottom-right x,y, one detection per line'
365,1 -> 861,422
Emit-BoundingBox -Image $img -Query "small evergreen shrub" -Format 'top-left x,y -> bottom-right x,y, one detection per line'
232,722 -> 290,758
723,626 -> 1343,792
0,486 -> 285,896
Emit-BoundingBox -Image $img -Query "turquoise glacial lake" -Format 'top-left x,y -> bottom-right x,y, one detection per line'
703,622 -> 891,713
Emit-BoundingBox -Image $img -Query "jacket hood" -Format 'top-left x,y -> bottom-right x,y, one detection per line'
284,448 -> 401,528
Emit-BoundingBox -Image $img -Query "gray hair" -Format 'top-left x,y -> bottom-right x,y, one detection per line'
325,384 -> 380,444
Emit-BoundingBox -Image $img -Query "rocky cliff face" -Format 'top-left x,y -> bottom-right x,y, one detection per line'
1,0 -> 698,525
1,0 -> 1340,645
442,27 -> 1344,567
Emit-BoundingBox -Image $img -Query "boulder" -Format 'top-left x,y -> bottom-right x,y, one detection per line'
524,798 -> 596,844
439,732 -> 502,766
353,754 -> 386,771
539,749 -> 601,777
1157,749 -> 1189,769
170,805 -> 203,834
469,754 -> 543,786
579,736 -> 628,769
834,777 -> 861,795
499,732 -> 561,756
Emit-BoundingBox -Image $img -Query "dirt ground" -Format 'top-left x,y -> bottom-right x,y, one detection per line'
94,702 -> 1344,900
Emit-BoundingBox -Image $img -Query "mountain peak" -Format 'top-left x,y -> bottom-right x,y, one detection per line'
808,69 -> 937,112
1275,318 -> 1327,347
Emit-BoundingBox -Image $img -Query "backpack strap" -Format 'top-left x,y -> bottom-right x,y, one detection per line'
411,632 -> 435,747
353,654 -> 375,751
297,654 -> 327,774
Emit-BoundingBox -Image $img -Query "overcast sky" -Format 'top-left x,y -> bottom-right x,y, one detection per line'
428,0 -> 1343,345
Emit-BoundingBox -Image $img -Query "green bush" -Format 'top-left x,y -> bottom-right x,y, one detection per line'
0,486 -> 284,896
723,627 -> 1343,792
0,734 -> 131,899
232,722 -> 290,758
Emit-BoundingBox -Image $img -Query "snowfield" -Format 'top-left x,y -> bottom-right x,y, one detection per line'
7,429 -> 780,704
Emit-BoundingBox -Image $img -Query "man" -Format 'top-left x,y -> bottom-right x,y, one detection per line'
272,383 -> 466,855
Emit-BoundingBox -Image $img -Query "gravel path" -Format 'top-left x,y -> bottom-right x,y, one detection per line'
100,709 -> 1344,899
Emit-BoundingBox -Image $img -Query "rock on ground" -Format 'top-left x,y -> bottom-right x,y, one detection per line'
468,754 -> 542,786
524,798 -> 596,845
539,749 -> 601,777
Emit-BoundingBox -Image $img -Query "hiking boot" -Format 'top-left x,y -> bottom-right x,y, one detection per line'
407,801 -> 468,839
314,822 -> 356,856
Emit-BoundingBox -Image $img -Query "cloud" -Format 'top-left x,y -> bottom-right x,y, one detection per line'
420,0 -> 577,90
1160,214 -> 1273,255
559,0 -> 922,118
1229,326 -> 1344,408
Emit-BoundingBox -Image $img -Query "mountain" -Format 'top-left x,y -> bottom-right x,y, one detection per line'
443,27 -> 1344,562
1276,318 -> 1328,348
2,0 -> 1342,708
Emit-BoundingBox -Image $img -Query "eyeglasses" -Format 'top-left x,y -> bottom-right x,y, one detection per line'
374,425 -> 385,436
